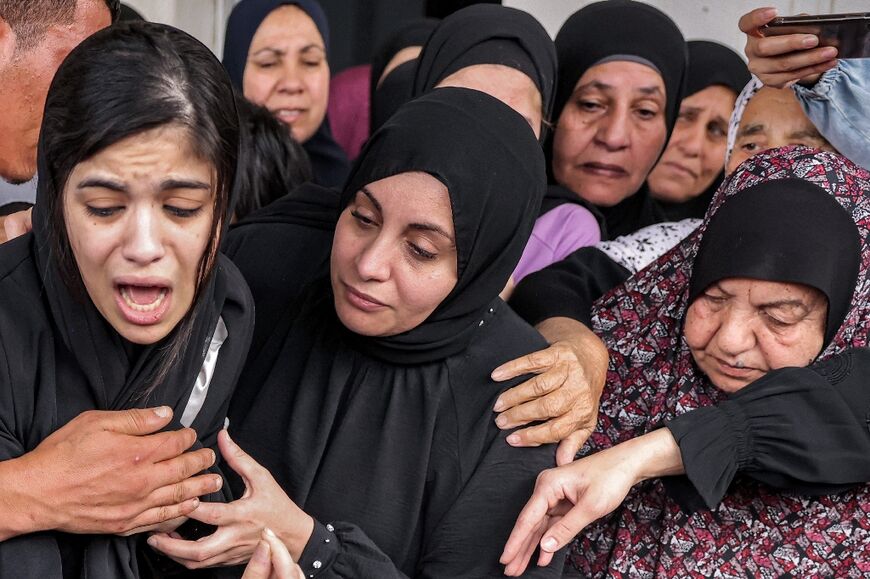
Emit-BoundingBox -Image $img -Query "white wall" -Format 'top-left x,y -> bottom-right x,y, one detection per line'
503,0 -> 870,56
122,0 -> 236,56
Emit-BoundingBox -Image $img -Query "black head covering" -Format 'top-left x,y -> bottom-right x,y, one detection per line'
0,22 -> 253,577
413,4 -> 556,135
552,0 -> 687,137
344,86 -> 546,362
656,40 -> 749,221
222,0 -> 349,188
370,58 -> 420,133
225,87 -> 561,577
118,2 -> 145,21
689,178 -> 860,346
369,18 -> 439,121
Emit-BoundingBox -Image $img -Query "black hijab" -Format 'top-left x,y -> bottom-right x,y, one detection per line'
222,0 -> 350,188
0,22 -> 253,578
656,40 -> 750,221
542,0 -> 688,239
413,4 -> 556,137
689,178 -> 860,346
225,88 -> 561,576
369,18 -> 439,132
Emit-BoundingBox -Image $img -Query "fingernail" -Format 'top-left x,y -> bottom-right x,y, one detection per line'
495,415 -> 508,428
763,7 -> 777,18
821,47 -> 838,58
191,498 -> 200,508
264,527 -> 276,538
542,537 -> 558,552
507,434 -> 520,445
491,369 -> 505,381
213,476 -> 223,491
154,406 -> 170,418
147,536 -> 158,547
493,398 -> 505,412
802,35 -> 818,48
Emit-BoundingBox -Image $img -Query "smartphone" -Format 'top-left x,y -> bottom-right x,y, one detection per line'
761,13 -> 870,59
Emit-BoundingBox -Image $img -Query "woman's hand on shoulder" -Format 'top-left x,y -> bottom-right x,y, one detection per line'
0,209 -> 33,244
243,528 -> 305,579
491,317 -> 608,465
740,7 -> 837,88
499,429 -> 682,576
147,430 -> 314,569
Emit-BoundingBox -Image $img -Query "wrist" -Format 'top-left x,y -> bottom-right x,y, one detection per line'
277,511 -> 315,561
0,455 -> 56,539
626,429 -> 684,483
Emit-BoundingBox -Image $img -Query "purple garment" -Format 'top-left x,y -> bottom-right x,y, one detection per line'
328,64 -> 371,160
513,203 -> 601,282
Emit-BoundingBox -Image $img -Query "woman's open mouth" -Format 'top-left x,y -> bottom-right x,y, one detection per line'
114,282 -> 172,325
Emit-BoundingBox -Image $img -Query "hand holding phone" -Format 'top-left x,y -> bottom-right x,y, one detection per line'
761,13 -> 870,59
739,7 -> 840,88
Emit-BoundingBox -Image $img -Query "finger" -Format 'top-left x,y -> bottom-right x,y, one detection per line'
186,500 -> 234,526
738,7 -> 777,35
539,505 -> 597,555
491,347 -> 559,382
150,448 -> 218,491
501,492 -> 551,564
242,541 -> 272,579
93,406 -> 174,436
169,545 -> 255,570
498,387 -> 574,430
494,365 -> 568,413
756,60 -> 837,89
752,45 -> 838,75
506,415 -> 577,447
514,517 -> 548,576
556,430 -> 588,466
219,430 -> 267,486
125,497 -> 202,532
262,528 -> 300,579
147,527 -> 232,562
752,33 -> 821,58
144,427 -> 199,463
4,208 -> 33,239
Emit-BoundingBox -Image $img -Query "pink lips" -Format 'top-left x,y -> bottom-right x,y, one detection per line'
113,276 -> 172,325
343,283 -> 387,312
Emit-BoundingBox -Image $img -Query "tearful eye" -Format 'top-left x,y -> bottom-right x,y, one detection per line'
165,205 -> 203,218
86,206 -> 123,218
351,209 -> 377,227
407,241 -> 436,261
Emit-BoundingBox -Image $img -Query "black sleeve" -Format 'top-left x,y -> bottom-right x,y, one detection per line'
509,247 -> 630,327
665,348 -> 870,509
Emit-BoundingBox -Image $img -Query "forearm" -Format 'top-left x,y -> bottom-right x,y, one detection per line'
628,429 -> 685,483
0,455 -> 54,540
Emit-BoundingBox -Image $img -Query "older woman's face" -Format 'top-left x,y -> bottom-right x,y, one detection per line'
243,4 -> 329,144
684,277 -> 828,393
437,64 -> 543,139
63,125 -> 216,344
726,86 -> 835,174
552,60 -> 667,207
647,84 -> 736,203
330,172 -> 458,337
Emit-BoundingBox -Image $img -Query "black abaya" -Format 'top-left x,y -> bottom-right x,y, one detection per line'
225,88 -> 563,578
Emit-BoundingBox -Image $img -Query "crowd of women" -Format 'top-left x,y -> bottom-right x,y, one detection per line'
0,0 -> 869,577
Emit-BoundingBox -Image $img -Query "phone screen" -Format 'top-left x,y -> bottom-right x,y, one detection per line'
762,14 -> 870,59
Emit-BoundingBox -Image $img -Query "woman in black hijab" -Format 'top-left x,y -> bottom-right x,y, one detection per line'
412,4 -> 556,139
541,0 -> 687,240
0,22 -> 253,577
223,0 -> 350,188
369,18 -> 439,133
649,41 -> 750,221
148,88 -> 565,578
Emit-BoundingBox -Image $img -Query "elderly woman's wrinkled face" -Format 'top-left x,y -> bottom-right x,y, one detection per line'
726,86 -> 835,174
331,172 -> 459,337
243,4 -> 329,144
63,125 -> 216,345
551,60 -> 667,207
648,84 -> 736,203
684,277 -> 828,393
437,64 -> 543,139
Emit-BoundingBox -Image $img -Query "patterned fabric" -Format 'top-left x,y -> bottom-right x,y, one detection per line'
725,76 -> 762,167
597,218 -> 700,275
569,146 -> 870,578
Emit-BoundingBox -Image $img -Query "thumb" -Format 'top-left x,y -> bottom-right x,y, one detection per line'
218,429 -> 263,488
104,407 -> 174,435
556,430 -> 587,466
539,505 -> 594,555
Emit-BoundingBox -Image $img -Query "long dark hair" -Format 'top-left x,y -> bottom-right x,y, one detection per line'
38,21 -> 240,390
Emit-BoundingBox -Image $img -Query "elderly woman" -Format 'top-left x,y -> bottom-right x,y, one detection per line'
503,147 -> 870,577
0,22 -> 254,577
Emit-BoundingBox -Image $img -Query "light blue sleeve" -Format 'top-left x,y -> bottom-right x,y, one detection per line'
793,59 -> 870,170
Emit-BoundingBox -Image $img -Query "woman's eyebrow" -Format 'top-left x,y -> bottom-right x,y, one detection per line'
409,222 -> 455,244
760,299 -> 810,311
77,177 -> 126,192
160,179 -> 211,191
360,186 -> 382,212
250,47 -> 285,58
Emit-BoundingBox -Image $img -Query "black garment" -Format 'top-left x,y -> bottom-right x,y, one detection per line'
413,4 -> 556,131
688,179 -> 860,345
0,64 -> 253,579
666,349 -> 870,509
542,0 -> 687,238
222,0 -> 350,188
652,40 -> 749,221
509,246 -> 629,327
369,18 -> 439,133
371,59 -> 419,133
225,88 -> 562,577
